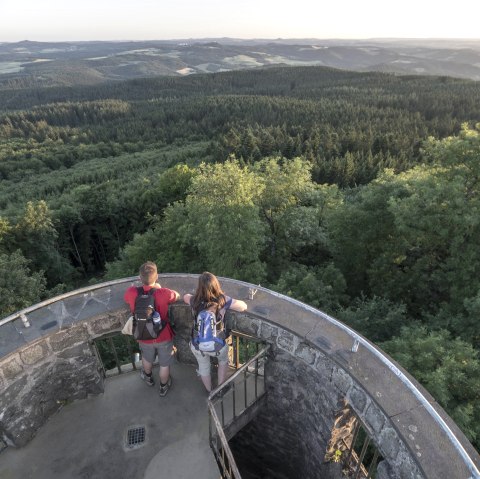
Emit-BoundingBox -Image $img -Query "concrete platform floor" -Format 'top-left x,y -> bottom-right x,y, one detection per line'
0,361 -> 221,479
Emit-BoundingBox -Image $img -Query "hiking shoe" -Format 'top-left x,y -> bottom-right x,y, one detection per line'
159,376 -> 172,397
140,369 -> 155,387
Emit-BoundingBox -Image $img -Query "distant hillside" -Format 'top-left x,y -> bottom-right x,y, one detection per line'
0,38 -> 479,89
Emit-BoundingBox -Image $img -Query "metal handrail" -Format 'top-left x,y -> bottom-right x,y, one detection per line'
208,402 -> 242,479
229,330 -> 263,370
208,345 -> 270,479
209,345 -> 268,402
336,408 -> 382,479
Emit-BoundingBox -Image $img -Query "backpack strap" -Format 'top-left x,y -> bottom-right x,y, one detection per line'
214,295 -> 230,321
137,286 -> 155,296
218,296 -> 233,337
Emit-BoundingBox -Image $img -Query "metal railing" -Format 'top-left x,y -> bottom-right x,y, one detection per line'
91,328 -> 262,378
92,332 -> 140,377
208,345 -> 270,479
228,330 -> 262,370
341,414 -> 382,479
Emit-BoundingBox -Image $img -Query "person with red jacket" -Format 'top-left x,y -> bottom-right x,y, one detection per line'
124,261 -> 179,396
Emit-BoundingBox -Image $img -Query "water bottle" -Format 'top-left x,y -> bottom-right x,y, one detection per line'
152,311 -> 161,326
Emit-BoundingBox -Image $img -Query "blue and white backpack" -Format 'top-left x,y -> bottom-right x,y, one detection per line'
191,297 -> 232,353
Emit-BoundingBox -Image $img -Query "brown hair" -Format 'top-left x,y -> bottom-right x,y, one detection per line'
139,261 -> 158,285
191,271 -> 225,313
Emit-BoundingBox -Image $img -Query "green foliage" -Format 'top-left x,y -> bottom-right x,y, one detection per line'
8,201 -> 75,286
139,163 -> 197,216
372,132 -> 480,320
184,160 -> 266,282
253,157 -> 320,277
462,293 -> 480,349
1,66 -> 480,448
107,157 -> 338,285
0,144 -> 206,278
337,296 -> 408,343
0,250 -> 46,317
380,326 -> 480,448
326,170 -> 406,297
105,201 -> 199,278
272,263 -> 347,314
0,217 -> 11,253
426,291 -> 480,349
153,202 -> 203,274
104,229 -> 159,280
94,334 -> 140,371
328,126 -> 480,327
106,155 -> 270,281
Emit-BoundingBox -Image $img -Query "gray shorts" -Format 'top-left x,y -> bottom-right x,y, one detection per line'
139,340 -> 174,367
189,341 -> 229,376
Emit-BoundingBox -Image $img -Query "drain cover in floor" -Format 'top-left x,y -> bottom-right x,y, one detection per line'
126,426 -> 146,449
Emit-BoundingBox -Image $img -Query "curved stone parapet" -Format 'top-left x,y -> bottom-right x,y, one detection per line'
0,274 -> 479,479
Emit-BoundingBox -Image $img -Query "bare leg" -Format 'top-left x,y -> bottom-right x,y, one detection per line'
142,358 -> 153,375
217,363 -> 228,386
200,375 -> 212,392
159,365 -> 170,384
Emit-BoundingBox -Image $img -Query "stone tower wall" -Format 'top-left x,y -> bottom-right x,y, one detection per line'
0,275 -> 478,479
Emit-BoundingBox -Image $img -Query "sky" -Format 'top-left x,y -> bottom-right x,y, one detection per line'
1,0 -> 479,42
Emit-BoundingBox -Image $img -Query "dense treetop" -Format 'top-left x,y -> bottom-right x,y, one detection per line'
0,65 -> 479,449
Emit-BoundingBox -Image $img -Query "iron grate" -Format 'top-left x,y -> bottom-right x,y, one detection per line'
126,426 -> 146,448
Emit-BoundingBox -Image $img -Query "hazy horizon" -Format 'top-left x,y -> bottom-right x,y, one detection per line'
2,36 -> 480,44
1,0 -> 479,43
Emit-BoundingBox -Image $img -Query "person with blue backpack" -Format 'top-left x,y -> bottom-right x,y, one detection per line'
183,272 -> 247,393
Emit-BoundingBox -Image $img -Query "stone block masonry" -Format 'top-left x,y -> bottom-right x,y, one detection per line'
227,313 -> 425,479
0,320 -> 108,446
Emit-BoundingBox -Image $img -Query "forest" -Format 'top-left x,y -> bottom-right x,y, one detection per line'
0,65 -> 479,449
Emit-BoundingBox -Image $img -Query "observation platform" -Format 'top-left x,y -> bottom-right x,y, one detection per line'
1,274 -> 479,479
0,361 -> 220,479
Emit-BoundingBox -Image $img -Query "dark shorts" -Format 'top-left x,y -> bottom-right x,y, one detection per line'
139,340 -> 174,367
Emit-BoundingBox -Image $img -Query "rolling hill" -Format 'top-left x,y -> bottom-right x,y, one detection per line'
0,38 -> 479,89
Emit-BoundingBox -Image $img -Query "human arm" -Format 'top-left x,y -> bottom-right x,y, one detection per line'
183,293 -> 192,305
123,286 -> 138,313
229,298 -> 247,312
170,289 -> 180,302
152,288 -> 180,316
